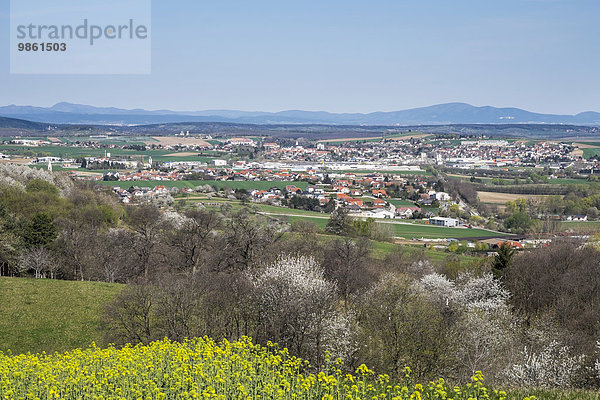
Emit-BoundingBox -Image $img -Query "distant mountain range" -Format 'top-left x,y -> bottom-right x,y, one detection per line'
0,102 -> 599,126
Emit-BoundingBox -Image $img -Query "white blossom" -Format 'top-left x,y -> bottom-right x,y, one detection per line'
506,341 -> 585,388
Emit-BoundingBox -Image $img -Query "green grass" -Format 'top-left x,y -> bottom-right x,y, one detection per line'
0,277 -> 122,355
369,240 -> 473,262
391,223 -> 505,239
387,199 -> 418,207
506,388 -> 600,400
317,132 -> 433,144
178,196 -> 504,240
452,174 -> 593,186
560,221 -> 600,232
545,178 -> 592,185
288,215 -> 328,229
583,148 -> 600,159
286,214 -> 505,239
99,180 -> 310,191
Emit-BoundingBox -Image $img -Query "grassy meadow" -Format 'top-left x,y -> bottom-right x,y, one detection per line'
0,277 -> 122,355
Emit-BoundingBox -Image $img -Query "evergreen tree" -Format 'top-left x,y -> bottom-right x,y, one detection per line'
492,242 -> 515,277
22,212 -> 57,248
326,207 -> 354,236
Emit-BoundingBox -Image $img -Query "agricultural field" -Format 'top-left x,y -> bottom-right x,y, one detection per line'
288,215 -> 328,230
560,221 -> 600,233
100,180 -> 310,191
569,142 -> 600,159
545,178 -> 594,185
477,191 -> 547,205
148,136 -> 211,147
0,277 -> 122,355
449,172 -> 594,186
367,239 -> 478,263
316,132 -> 433,143
0,337 -> 515,400
0,144 -> 227,163
390,222 -> 505,239
286,214 -> 505,239
387,198 -> 419,207
173,195 -> 505,240
583,148 -> 600,159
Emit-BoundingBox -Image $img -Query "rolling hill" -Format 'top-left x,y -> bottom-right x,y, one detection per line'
1,102 -> 599,125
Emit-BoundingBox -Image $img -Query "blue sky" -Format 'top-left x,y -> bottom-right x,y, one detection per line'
1,0 -> 599,114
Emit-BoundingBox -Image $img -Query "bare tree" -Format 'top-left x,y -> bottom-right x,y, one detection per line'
94,228 -> 136,283
18,247 -> 56,278
167,209 -> 221,275
104,281 -> 155,346
322,237 -> 373,310
215,210 -> 284,271
126,205 -> 162,279
154,275 -> 201,342
55,218 -> 95,281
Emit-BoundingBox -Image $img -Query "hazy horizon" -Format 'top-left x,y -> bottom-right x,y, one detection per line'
2,0 -> 599,114
1,101 -> 599,116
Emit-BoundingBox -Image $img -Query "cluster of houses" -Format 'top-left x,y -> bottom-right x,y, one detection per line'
440,140 -> 579,169
110,185 -> 177,204
245,174 -> 456,220
5,132 -> 597,176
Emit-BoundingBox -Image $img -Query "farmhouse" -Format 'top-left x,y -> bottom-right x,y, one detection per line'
395,206 -> 422,219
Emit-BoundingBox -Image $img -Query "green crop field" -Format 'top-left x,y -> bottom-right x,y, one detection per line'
285,214 -> 506,239
583,148 -> 600,159
99,180 -> 310,191
369,240 -> 467,261
560,221 -> 600,232
545,178 -> 594,185
391,223 -> 505,239
387,198 -> 418,207
288,215 -> 329,230
454,174 -> 594,186
0,277 -> 122,355
506,388 -> 600,400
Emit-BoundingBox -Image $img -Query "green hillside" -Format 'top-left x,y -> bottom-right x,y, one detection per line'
0,277 -> 122,355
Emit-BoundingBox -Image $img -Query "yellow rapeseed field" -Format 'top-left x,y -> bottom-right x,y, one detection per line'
0,337 -> 531,400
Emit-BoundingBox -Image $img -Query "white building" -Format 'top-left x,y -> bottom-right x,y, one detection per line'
429,217 -> 459,227
227,137 -> 255,146
212,159 -> 227,166
433,192 -> 451,201
356,209 -> 396,219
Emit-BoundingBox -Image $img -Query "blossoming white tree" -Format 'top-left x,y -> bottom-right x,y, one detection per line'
250,255 -> 353,363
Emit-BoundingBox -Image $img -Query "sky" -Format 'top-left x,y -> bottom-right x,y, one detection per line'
1,0 -> 599,114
